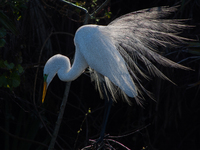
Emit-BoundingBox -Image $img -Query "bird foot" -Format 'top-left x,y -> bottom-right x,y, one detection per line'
91,134 -> 109,149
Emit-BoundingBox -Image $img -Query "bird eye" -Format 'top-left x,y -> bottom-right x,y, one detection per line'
44,74 -> 48,81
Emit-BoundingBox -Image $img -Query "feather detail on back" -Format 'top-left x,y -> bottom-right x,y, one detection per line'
89,68 -> 132,105
89,6 -> 192,105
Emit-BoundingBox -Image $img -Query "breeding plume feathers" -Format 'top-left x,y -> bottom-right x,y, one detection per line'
90,6 -> 191,105
43,6 -> 192,106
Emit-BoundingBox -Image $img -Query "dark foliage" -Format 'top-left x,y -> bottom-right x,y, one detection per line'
0,0 -> 200,149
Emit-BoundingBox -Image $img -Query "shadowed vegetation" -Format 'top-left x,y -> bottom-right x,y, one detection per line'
0,0 -> 200,149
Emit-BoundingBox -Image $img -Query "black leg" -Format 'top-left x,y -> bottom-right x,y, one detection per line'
99,97 -> 112,142
97,82 -> 113,143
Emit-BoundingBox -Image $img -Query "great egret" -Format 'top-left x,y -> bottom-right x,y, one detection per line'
42,6 -> 190,144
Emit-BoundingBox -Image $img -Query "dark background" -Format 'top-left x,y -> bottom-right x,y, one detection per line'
0,0 -> 200,149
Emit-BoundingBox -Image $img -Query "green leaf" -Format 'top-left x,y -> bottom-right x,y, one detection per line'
16,64 -> 23,73
0,39 -> 6,47
0,11 -> 18,35
93,0 -> 97,3
6,79 -> 12,88
10,72 -> 20,88
0,76 -> 7,87
4,60 -> 15,69
12,77 -> 20,87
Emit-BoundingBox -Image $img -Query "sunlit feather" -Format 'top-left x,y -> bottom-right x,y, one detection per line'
43,6 -> 191,105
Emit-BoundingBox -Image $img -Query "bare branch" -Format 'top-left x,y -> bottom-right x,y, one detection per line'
0,126 -> 49,148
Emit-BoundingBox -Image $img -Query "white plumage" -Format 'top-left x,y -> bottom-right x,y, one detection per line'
42,6 -> 190,105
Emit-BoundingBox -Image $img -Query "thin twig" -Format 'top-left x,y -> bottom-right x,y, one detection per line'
62,0 -> 89,16
106,139 -> 131,150
90,0 -> 111,18
108,123 -> 151,138
74,108 -> 91,149
48,82 -> 71,150
0,126 -> 49,148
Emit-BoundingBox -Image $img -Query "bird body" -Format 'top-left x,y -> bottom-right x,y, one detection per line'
75,25 -> 137,98
43,25 -> 137,102
42,6 -> 190,105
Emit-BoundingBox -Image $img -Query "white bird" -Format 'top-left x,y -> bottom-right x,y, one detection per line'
42,6 -> 190,105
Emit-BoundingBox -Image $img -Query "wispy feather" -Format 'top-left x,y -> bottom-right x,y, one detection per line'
90,6 -> 192,105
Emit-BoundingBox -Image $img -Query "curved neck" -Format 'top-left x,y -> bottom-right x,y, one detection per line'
58,48 -> 88,82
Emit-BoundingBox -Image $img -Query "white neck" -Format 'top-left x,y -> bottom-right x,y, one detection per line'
57,49 -> 88,82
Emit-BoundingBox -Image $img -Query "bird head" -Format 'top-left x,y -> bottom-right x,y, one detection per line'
42,54 -> 62,103
42,63 -> 57,103
42,54 -> 71,103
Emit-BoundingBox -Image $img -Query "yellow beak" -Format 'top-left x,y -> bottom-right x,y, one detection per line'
42,81 -> 47,103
